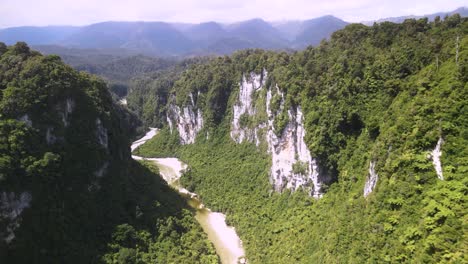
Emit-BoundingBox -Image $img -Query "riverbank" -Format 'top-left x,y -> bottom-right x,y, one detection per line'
131,129 -> 246,264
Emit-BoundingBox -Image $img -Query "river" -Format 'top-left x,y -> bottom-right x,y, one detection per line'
131,128 -> 246,264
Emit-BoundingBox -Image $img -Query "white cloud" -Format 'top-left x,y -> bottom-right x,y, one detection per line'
0,0 -> 466,27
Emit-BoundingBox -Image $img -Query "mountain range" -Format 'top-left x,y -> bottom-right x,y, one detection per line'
0,16 -> 348,56
0,10 -> 466,263
0,7 -> 466,57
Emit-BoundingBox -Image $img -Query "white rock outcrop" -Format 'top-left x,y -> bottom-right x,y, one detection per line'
167,93 -> 204,145
228,72 -> 323,197
165,71 -> 324,197
46,127 -> 57,145
266,105 -> 322,198
94,161 -> 109,178
231,70 -> 267,145
95,118 -> 108,149
363,161 -> 378,197
18,114 -> 32,127
60,98 -> 75,127
430,137 -> 444,180
0,192 -> 32,243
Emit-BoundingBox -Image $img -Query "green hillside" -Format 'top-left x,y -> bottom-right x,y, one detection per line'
0,42 -> 216,263
135,15 -> 467,263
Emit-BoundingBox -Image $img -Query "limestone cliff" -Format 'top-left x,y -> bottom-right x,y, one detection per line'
167,93 -> 204,145
164,70 -> 326,197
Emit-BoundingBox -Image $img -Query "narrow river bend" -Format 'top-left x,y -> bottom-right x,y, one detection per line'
131,128 -> 247,264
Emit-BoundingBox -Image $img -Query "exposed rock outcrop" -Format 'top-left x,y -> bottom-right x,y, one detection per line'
96,118 -> 108,149
60,98 -> 75,127
46,127 -> 57,145
166,71 -> 324,197
266,105 -> 322,198
229,71 -> 323,197
430,137 -> 444,180
88,161 -> 110,192
363,161 -> 378,197
167,93 -> 204,145
0,192 -> 32,243
231,70 -> 267,145
94,161 -> 109,178
18,114 -> 32,127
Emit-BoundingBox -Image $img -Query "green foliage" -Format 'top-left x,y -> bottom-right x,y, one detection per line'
133,127 -> 180,157
239,112 -> 251,127
127,57 -> 209,128
0,43 -> 217,263
102,163 -> 218,264
53,52 -> 179,98
135,16 -> 467,263
292,161 -> 308,175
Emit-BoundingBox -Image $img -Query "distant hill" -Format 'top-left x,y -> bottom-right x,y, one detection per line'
273,20 -> 303,41
294,15 -> 349,48
34,45 -> 178,97
227,18 -> 289,49
0,16 -> 347,56
0,26 -> 79,45
183,22 -> 228,44
2,7 -> 465,56
61,22 -> 193,56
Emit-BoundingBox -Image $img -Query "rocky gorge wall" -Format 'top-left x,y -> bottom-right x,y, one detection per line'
166,70 -> 326,197
163,69 -> 449,198
167,93 -> 204,145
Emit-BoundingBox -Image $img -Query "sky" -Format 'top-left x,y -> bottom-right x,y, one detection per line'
0,0 -> 467,28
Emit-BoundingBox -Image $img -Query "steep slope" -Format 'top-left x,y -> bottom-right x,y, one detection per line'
0,42 -> 217,263
133,15 -> 467,263
126,56 -> 210,129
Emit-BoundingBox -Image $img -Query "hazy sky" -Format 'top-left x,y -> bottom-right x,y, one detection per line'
1,0 -> 467,28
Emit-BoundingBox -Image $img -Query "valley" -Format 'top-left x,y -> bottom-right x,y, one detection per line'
132,129 -> 246,264
0,7 -> 467,264
131,15 -> 468,263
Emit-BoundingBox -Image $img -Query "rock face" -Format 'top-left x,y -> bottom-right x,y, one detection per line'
363,161 -> 378,197
96,118 -> 109,149
59,98 -> 75,127
231,70 -> 267,145
46,127 -> 57,145
431,137 -> 444,180
94,162 -> 109,178
0,192 -> 32,243
166,71 -> 324,197
266,104 -> 322,198
229,71 -> 323,197
167,93 -> 204,145
18,114 -> 32,127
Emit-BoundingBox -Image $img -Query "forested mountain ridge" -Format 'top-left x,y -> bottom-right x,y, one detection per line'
32,46 -> 196,100
0,16 -> 349,56
133,15 -> 467,263
365,6 -> 468,25
0,26 -> 80,45
0,42 -> 217,263
1,7 -> 466,57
